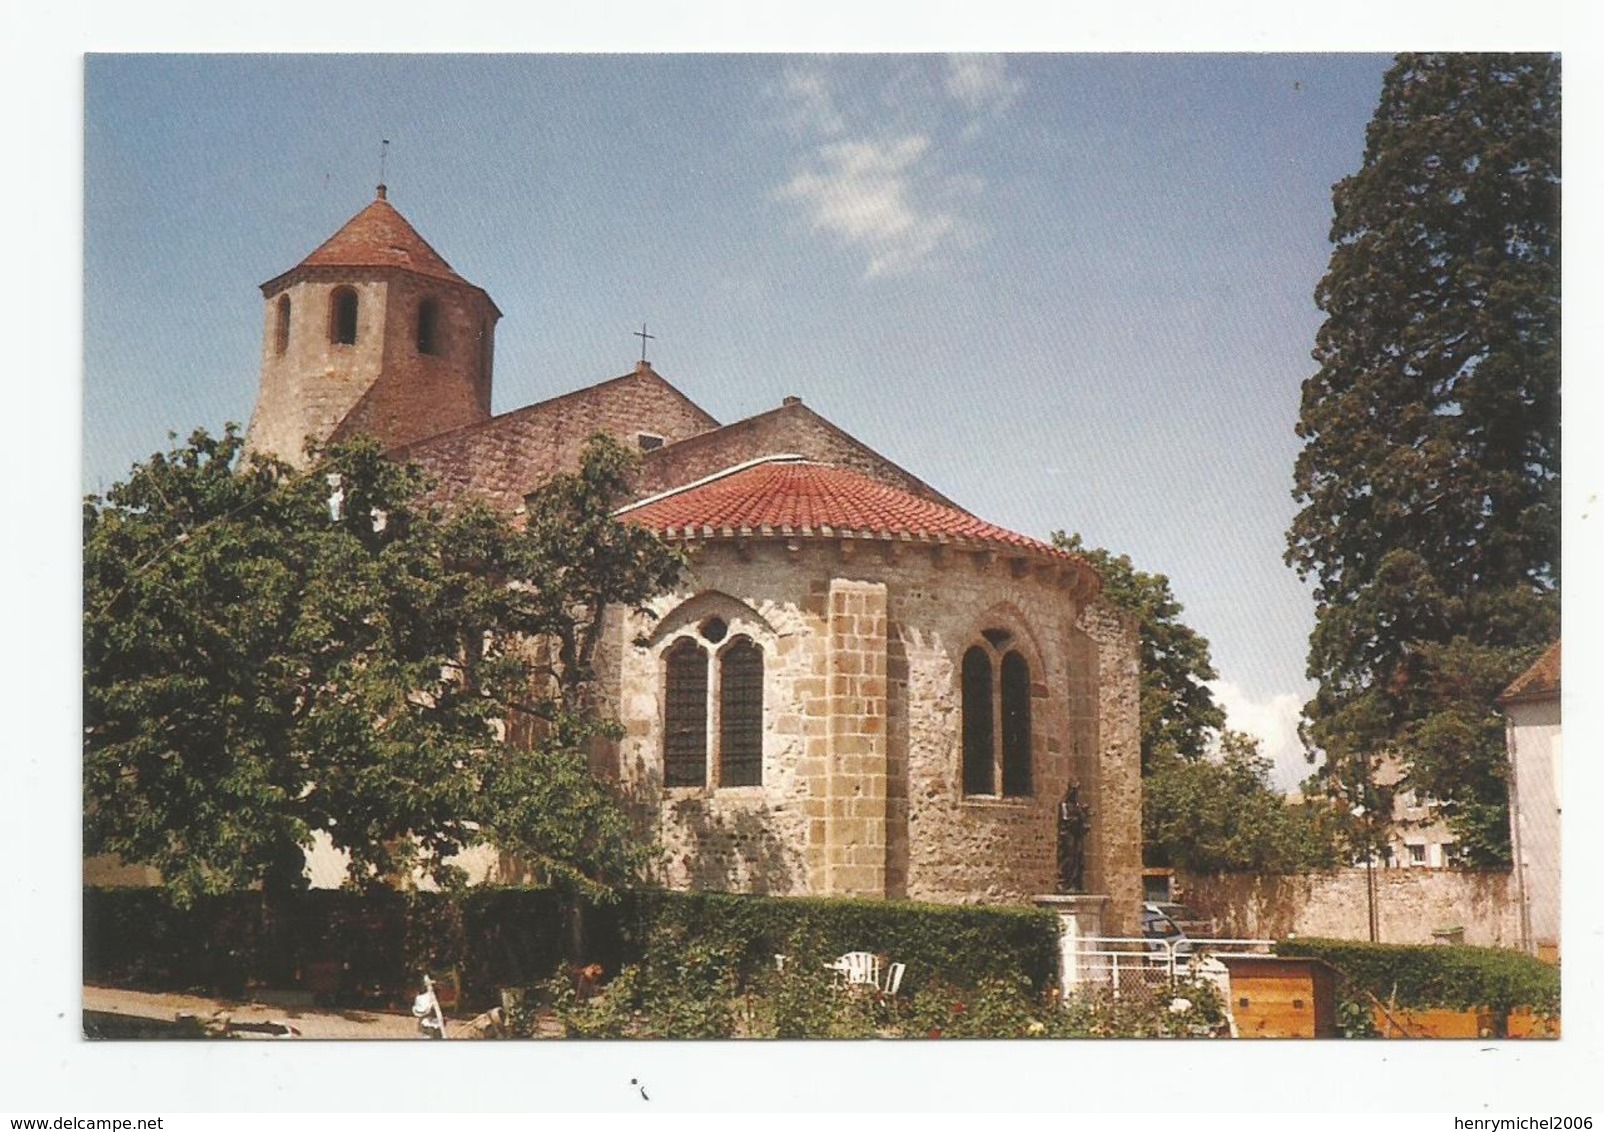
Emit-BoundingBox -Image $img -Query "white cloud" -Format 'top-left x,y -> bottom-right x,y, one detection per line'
776,62 -> 846,139
764,57 -> 1024,279
944,54 -> 1022,117
1206,680 -> 1318,793
776,136 -> 967,277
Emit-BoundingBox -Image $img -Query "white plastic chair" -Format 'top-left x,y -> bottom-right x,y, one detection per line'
882,961 -> 906,997
835,951 -> 880,989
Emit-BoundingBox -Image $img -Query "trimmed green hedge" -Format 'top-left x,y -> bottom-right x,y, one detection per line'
84,886 -> 1059,1009
1275,937 -> 1560,1014
612,889 -> 1060,996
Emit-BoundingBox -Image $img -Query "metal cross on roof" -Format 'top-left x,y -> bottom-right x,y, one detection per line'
634,322 -> 655,363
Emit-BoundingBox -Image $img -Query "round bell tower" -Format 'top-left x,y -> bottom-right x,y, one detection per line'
245,184 -> 501,465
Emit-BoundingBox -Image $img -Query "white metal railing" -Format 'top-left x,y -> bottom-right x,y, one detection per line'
1072,936 -> 1275,996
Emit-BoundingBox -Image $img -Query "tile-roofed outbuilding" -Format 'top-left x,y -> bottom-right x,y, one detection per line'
1499,640 -> 1561,704
618,455 -> 1095,583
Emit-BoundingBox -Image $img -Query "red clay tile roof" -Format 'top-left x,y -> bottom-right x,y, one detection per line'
619,456 -> 1082,566
1500,640 -> 1560,704
635,399 -> 960,509
261,192 -> 486,299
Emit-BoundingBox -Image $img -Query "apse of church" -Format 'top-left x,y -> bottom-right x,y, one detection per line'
239,187 -> 1145,934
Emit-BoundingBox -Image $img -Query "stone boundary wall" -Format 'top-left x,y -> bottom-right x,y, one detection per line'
1177,868 -> 1521,948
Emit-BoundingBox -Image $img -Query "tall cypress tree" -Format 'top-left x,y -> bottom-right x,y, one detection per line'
1286,54 -> 1559,865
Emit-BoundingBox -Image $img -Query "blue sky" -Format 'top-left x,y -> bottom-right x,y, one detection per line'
84,52 -> 1394,787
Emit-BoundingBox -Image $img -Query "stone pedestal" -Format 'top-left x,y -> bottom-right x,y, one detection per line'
1034,893 -> 1110,993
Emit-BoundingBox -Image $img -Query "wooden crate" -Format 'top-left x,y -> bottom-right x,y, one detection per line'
1507,1009 -> 1560,1039
1371,1006 -> 1491,1038
1217,955 -> 1340,1038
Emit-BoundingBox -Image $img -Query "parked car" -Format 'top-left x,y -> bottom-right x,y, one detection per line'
1141,902 -> 1194,956
1148,902 -> 1217,938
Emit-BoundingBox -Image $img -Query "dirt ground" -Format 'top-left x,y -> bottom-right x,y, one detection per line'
82,984 -> 559,1040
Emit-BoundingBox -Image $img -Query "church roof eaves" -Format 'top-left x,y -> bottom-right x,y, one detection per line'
618,455 -> 1097,591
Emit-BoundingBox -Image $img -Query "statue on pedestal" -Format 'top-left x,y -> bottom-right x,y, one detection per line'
1056,783 -> 1091,893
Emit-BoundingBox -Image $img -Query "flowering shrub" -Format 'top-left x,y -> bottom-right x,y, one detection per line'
1055,975 -> 1229,1038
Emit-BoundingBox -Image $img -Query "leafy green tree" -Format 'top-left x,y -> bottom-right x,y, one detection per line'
85,427 -> 681,904
1144,730 -> 1344,874
1286,54 -> 1560,864
1052,532 -> 1225,772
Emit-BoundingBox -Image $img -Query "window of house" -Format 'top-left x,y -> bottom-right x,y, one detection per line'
275,295 -> 291,355
662,628 -> 764,789
417,298 -> 440,355
1407,843 -> 1427,865
963,638 -> 1034,798
637,433 -> 665,452
330,287 -> 359,345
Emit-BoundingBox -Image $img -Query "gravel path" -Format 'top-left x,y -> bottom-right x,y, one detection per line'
84,984 -> 433,1039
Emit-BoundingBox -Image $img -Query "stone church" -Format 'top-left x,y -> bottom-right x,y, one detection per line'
244,187 -> 1143,932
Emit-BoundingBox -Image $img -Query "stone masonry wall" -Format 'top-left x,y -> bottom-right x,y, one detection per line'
330,270 -> 497,451
601,538 -> 1141,913
820,580 -> 889,896
398,364 -> 721,512
1177,868 -> 1521,948
247,269 -> 496,465
1077,599 -> 1143,936
248,275 -> 390,464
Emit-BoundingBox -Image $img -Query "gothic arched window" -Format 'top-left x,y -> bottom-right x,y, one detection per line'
719,637 -> 764,787
417,298 -> 440,355
663,638 -> 708,787
330,287 -> 359,345
1000,651 -> 1033,797
962,646 -> 995,795
275,295 -> 291,355
962,636 -> 1035,798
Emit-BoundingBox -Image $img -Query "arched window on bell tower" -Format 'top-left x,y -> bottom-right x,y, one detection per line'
330,287 -> 359,345
417,298 -> 440,355
274,295 -> 291,355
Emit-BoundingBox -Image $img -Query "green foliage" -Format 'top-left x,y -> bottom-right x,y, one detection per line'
904,974 -> 1039,1038
1276,937 -> 1559,1015
84,428 -> 680,903
1052,532 -> 1225,771
758,964 -> 884,1039
87,885 -> 1058,1018
545,965 -> 644,1038
1286,54 -> 1560,864
1144,731 -> 1345,873
617,888 -> 1060,995
1055,975 -> 1230,1039
1050,536 -> 1341,874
